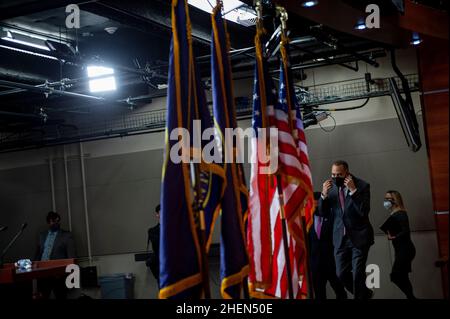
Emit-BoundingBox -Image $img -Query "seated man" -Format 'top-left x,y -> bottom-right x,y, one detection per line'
35,211 -> 76,299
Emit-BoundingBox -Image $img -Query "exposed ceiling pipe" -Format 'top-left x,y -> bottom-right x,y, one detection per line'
0,72 -> 137,97
0,79 -> 136,108
289,43 -> 359,72
289,50 -> 385,71
309,27 -> 381,67
227,49 -> 386,74
0,110 -> 42,119
0,67 -> 48,84
0,79 -> 106,101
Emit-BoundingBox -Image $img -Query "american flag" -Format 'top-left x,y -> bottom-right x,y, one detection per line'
247,27 -> 278,294
248,26 -> 314,298
265,38 -> 314,299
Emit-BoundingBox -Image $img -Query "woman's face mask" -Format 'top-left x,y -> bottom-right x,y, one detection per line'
383,200 -> 394,211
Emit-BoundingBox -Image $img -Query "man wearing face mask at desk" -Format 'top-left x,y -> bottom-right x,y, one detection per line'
317,160 -> 374,299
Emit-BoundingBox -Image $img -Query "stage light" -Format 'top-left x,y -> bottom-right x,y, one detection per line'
302,1 -> 318,8
303,111 -> 329,128
87,66 -> 116,93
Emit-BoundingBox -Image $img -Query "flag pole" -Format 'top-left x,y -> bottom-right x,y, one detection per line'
278,5 -> 314,299
273,5 -> 295,300
275,173 -> 295,299
192,162 -> 212,299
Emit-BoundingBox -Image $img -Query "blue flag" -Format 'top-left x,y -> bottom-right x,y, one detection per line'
211,4 -> 249,299
159,0 -> 222,299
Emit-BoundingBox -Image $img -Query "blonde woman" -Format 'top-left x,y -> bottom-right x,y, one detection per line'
383,190 -> 417,299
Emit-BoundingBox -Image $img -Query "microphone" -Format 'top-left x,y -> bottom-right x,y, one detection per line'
0,225 -> 7,232
0,222 -> 28,268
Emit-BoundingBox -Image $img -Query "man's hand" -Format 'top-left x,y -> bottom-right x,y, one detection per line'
344,175 -> 357,193
322,179 -> 332,198
387,232 -> 396,240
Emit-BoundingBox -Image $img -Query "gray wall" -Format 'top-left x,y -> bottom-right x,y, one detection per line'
0,115 -> 443,298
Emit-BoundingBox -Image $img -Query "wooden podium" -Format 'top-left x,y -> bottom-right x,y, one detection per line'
0,259 -> 75,298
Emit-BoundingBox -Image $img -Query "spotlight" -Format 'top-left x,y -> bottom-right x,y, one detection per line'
87,66 -> 116,93
302,1 -> 318,7
303,110 -> 329,128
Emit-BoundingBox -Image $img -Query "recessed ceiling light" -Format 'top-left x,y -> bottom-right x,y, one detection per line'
354,20 -> 367,30
104,27 -> 118,35
411,32 -> 422,46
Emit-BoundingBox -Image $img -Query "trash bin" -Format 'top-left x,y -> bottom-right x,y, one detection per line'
98,273 -> 135,299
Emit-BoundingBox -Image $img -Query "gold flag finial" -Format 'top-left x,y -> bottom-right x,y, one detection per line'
276,5 -> 288,34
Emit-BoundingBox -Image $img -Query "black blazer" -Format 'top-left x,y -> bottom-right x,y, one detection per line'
309,214 -> 335,266
147,224 -> 160,256
35,230 -> 76,261
317,176 -> 374,250
309,214 -> 334,249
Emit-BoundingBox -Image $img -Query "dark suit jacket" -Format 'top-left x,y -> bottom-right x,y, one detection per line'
35,230 -> 76,261
309,214 -> 335,269
147,224 -> 160,281
147,224 -> 160,256
317,176 -> 374,250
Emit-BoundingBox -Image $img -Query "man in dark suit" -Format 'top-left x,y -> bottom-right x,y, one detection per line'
147,204 -> 160,288
35,211 -> 76,299
309,192 -> 347,300
317,160 -> 374,299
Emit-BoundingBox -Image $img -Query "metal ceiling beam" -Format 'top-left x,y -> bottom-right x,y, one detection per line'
0,67 -> 48,84
288,49 -> 385,71
0,110 -> 42,119
0,79 -> 105,100
309,27 -> 380,67
0,79 -> 137,109
290,43 -> 360,72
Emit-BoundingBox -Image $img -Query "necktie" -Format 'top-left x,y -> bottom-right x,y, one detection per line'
339,187 -> 346,236
339,187 -> 346,211
314,215 -> 323,240
41,231 -> 57,261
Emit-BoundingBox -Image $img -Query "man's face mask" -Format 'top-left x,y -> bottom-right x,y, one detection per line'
49,221 -> 60,232
332,176 -> 345,188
